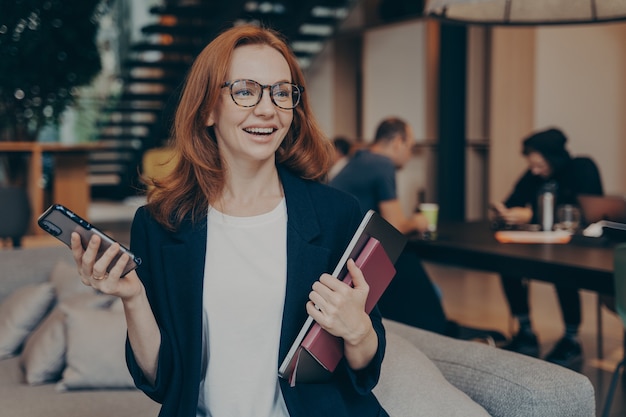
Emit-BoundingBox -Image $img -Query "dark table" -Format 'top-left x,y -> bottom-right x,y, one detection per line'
408,221 -> 617,358
408,221 -> 614,295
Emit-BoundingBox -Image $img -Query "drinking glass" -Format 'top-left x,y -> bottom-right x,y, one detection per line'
555,204 -> 581,233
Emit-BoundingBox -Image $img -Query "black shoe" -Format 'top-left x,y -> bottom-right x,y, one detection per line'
502,331 -> 539,357
545,337 -> 583,369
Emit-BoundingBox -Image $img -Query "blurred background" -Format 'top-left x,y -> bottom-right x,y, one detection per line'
1,2 -> 626,414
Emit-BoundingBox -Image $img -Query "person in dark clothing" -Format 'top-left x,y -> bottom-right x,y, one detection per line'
491,127 -> 603,369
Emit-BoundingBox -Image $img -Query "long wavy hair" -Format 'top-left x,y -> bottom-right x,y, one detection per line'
145,25 -> 333,231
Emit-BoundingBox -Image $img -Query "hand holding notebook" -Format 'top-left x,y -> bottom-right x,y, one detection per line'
278,211 -> 407,386
306,255 -> 378,341
293,238 -> 395,384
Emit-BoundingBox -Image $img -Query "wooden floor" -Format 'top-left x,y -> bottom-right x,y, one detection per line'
15,208 -> 626,416
425,261 -> 626,417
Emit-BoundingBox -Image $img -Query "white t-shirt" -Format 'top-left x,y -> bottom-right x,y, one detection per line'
197,199 -> 290,417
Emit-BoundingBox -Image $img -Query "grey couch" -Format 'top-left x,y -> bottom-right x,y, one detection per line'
0,246 -> 596,417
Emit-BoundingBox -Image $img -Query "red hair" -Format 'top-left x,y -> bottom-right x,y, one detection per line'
145,25 -> 332,230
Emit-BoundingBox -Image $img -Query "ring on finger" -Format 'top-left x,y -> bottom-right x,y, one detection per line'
92,272 -> 109,281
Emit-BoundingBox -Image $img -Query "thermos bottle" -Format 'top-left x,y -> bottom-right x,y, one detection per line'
538,182 -> 557,231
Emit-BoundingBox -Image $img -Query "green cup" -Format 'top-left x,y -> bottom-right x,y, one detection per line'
419,203 -> 439,233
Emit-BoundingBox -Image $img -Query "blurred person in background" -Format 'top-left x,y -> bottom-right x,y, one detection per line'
492,127 -> 603,369
327,136 -> 353,181
330,118 -> 428,235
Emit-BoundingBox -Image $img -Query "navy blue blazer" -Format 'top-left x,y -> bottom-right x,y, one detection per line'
126,166 -> 389,417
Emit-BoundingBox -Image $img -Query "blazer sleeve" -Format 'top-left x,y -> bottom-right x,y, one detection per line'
338,305 -> 386,395
124,208 -> 175,404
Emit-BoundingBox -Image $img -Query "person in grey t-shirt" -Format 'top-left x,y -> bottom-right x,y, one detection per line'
330,117 -> 428,235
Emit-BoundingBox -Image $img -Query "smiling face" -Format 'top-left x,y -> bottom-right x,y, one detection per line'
207,44 -> 294,169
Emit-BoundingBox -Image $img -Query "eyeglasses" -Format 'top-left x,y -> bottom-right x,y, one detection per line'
221,79 -> 303,110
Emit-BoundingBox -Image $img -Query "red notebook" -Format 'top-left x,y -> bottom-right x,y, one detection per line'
287,237 -> 396,386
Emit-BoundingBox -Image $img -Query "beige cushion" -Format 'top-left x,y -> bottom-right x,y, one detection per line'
19,293 -> 115,385
57,303 -> 134,390
0,283 -> 55,359
374,331 -> 490,417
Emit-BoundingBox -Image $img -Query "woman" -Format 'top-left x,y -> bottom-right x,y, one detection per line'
71,25 -> 388,416
492,127 -> 603,369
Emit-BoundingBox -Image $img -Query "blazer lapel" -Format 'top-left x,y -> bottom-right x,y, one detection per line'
278,168 -> 331,359
162,217 -> 207,359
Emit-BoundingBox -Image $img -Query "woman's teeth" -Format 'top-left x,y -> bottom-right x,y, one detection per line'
245,127 -> 274,135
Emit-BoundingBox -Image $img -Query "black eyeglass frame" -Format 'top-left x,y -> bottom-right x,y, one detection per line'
221,79 -> 304,110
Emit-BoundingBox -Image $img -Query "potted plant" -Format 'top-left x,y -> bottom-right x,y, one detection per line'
0,0 -> 106,141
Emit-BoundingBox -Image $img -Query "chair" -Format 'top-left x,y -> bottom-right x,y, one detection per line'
601,242 -> 626,417
0,186 -> 32,248
141,147 -> 178,191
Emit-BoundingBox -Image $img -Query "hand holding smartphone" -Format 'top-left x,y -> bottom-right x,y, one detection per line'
38,204 -> 141,277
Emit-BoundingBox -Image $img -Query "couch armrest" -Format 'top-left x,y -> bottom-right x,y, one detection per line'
383,319 -> 596,417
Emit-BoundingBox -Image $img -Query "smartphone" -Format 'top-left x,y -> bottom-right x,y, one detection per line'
37,204 -> 141,277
